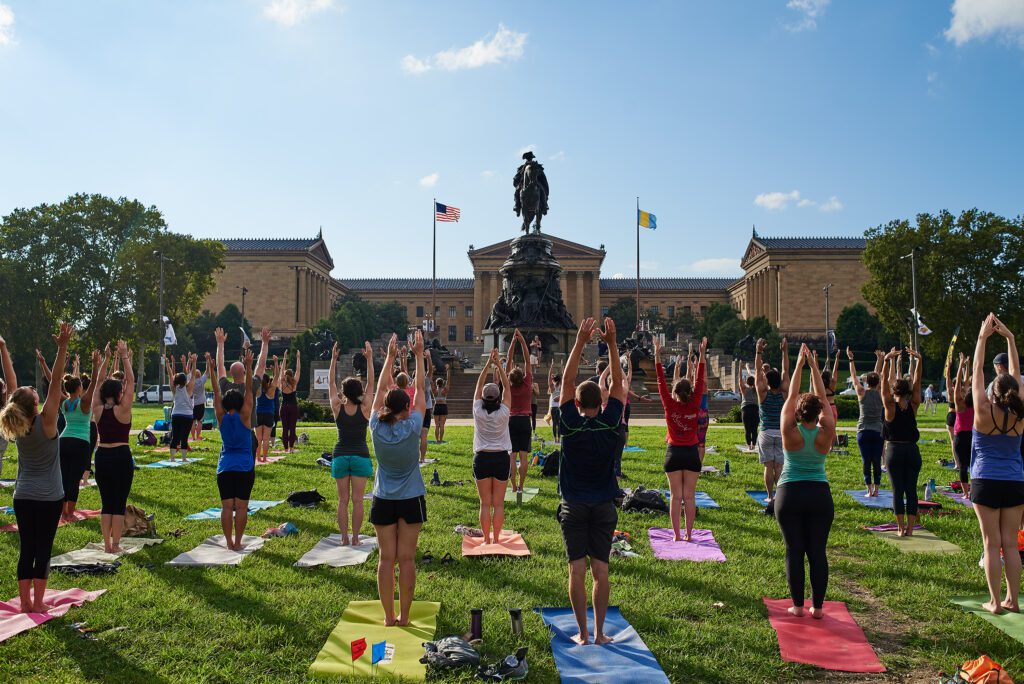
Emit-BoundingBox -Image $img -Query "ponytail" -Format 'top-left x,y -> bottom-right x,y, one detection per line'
993,374 -> 1024,420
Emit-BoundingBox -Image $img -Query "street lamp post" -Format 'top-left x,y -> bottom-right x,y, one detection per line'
823,283 -> 833,366
236,285 -> 249,327
154,250 -> 173,404
900,248 -> 921,353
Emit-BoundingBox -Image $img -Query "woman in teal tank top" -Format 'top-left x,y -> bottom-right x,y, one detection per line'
775,344 -> 837,619
59,361 -> 97,521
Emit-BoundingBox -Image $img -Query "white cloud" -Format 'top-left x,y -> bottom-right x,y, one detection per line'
925,42 -> 941,56
402,24 -> 527,74
480,170 -> 495,179
785,0 -> 830,32
946,0 -> 1024,46
797,198 -> 814,208
419,172 -> 439,188
688,258 -> 742,275
0,4 -> 14,46
755,190 -> 801,210
612,273 -> 626,279
818,195 -> 844,212
264,0 -> 334,26
549,150 -> 566,161
927,71 -> 940,83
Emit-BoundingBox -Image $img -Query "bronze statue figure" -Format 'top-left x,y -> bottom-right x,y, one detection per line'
513,151 -> 549,233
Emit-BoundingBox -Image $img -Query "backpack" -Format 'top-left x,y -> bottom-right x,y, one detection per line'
541,449 -> 560,477
287,489 -> 326,508
954,655 -> 1015,683
123,505 -> 156,537
420,636 -> 481,669
137,429 -> 157,447
621,486 -> 668,513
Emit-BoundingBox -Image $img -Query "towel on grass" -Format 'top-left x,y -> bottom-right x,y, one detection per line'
165,535 -> 265,566
295,536 -> 378,568
0,589 -> 106,642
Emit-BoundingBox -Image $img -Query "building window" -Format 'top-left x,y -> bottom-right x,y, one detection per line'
435,306 -> 440,316
448,325 -> 457,341
700,305 -> 708,316
465,325 -> 473,342
416,305 -> 424,318
684,306 -> 692,315
601,306 -> 609,316
667,306 -> 675,318
649,305 -> 659,316
448,306 -> 457,319
465,305 -> 473,318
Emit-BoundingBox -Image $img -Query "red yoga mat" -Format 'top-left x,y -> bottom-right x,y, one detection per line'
763,598 -> 885,673
0,509 -> 101,533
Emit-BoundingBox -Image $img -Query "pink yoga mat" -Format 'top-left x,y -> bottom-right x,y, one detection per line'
763,598 -> 885,673
648,528 -> 726,562
0,509 -> 101,533
462,530 -> 531,557
863,523 -> 922,532
0,588 -> 106,642
939,489 -> 972,507
255,456 -> 286,465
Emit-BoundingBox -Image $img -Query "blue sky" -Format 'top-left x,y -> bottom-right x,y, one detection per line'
1,0 -> 1022,279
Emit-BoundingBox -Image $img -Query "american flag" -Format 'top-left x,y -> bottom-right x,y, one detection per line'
435,201 -> 460,222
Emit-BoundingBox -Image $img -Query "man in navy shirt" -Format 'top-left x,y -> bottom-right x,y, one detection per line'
557,316 -> 626,646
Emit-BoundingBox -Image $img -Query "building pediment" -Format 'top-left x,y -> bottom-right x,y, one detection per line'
309,239 -> 334,271
469,233 -> 606,264
739,238 -> 766,270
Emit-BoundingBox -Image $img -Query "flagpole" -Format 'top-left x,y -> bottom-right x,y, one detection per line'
432,198 -> 437,339
635,196 -> 640,331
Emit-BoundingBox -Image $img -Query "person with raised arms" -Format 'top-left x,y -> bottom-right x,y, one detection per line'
165,353 -> 197,463
279,350 -> 301,453
432,366 -> 451,444
254,355 -> 283,463
969,314 -> 1024,615
328,341 -> 376,545
207,349 -> 256,551
472,348 -> 513,544
505,329 -> 534,494
654,334 -> 707,542
557,317 -> 626,646
0,323 -> 71,613
776,343 -> 836,619
880,346 -> 923,536
58,350 -> 99,521
216,326 -> 270,459
756,337 -> 791,505
369,331 -> 427,627
951,353 -> 975,499
547,361 -> 563,444
190,356 -> 209,444
847,347 -> 885,497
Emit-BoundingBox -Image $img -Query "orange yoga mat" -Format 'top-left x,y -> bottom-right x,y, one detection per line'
461,530 -> 531,557
1,510 -> 101,534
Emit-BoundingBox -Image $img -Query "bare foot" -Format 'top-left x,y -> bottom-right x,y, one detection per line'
570,632 -> 589,645
352,535 -> 361,546
384,616 -> 397,627
31,601 -> 47,613
683,533 -> 692,542
673,534 -> 683,542
19,604 -> 33,614
340,536 -> 350,546
110,545 -> 125,554
810,607 -> 824,619
396,616 -> 410,627
983,600 -> 1004,615
594,633 -> 614,645
1001,599 -> 1020,613
787,606 -> 804,617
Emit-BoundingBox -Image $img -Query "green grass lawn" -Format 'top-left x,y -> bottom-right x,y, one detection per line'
0,425 -> 1020,683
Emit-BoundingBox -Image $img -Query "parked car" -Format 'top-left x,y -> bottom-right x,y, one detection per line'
712,390 -> 740,401
136,385 -> 171,403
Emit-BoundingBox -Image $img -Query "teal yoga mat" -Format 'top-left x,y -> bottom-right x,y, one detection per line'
185,500 -> 283,520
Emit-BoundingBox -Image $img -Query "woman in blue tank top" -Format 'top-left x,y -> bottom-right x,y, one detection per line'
969,314 -> 1024,615
207,350 -> 256,552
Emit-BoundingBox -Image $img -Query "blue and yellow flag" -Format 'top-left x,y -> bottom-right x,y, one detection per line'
638,209 -> 657,229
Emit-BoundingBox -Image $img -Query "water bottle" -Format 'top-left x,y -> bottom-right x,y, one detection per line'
509,608 -> 523,636
724,459 -> 731,476
470,608 -> 483,641
924,481 -> 934,501
430,469 -> 440,487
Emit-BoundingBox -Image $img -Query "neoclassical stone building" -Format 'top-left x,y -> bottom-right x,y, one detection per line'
200,229 -> 869,342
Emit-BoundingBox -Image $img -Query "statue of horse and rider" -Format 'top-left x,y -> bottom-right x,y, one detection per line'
513,151 -> 549,233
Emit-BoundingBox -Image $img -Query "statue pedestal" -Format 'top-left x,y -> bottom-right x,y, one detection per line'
482,233 -> 576,355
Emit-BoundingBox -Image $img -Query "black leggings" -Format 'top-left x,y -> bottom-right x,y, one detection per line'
13,498 -> 63,580
169,414 -> 192,450
280,403 -> 299,449
774,481 -> 833,609
531,403 -> 538,432
551,407 -> 561,440
741,405 -> 759,445
94,445 -> 135,515
59,437 -> 92,503
885,442 -> 922,516
954,431 -> 973,484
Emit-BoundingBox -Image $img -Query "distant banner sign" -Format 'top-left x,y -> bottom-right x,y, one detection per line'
313,369 -> 330,392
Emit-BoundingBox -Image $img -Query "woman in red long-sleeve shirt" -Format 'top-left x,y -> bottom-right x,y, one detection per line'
653,336 -> 708,541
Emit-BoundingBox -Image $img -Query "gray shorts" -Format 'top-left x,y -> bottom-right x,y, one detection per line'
758,431 -> 784,465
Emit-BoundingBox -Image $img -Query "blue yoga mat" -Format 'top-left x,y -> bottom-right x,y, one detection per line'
0,506 -> 13,514
844,489 -> 894,509
746,490 -> 770,507
940,461 -> 957,470
659,490 -> 720,509
143,458 -> 204,469
537,606 -> 669,683
622,446 -> 646,453
185,500 -> 283,520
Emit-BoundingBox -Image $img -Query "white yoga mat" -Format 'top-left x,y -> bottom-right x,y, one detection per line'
50,537 -> 163,567
165,535 -> 265,567
294,535 -> 379,568
418,459 -> 438,468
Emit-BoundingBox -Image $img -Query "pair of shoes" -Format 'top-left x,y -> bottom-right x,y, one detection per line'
477,647 -> 528,681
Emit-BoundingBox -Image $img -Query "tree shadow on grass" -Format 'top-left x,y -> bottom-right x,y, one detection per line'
51,625 -> 172,684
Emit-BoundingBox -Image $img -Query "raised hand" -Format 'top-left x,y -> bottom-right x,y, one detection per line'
54,322 -> 73,348
204,351 -> 213,367
331,342 -> 339,361
387,334 -> 398,356
756,338 -> 766,354
260,327 -> 271,343
992,314 -> 1013,339
846,346 -> 854,361
0,333 -> 6,348
489,347 -> 500,365
363,342 -> 372,359
117,340 -> 128,357
243,348 -> 254,368
699,336 -> 708,355
780,337 -> 788,351
652,336 -> 662,356
214,327 -> 227,344
412,330 -> 424,356
576,317 -> 597,345
598,317 -> 617,343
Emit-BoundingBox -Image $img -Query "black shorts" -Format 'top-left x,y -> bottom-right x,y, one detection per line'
370,495 -> 427,526
422,409 -> 433,430
970,479 -> 1024,509
433,403 -> 448,417
556,500 -> 617,563
664,444 -> 702,473
509,415 -> 532,452
193,405 -> 206,422
217,470 -> 255,501
256,413 -> 275,428
946,411 -> 957,429
473,452 -> 511,481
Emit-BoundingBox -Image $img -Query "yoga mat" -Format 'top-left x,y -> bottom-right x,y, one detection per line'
735,444 -> 757,453
940,461 -> 957,469
648,528 -> 726,562
51,537 -> 163,567
622,446 -> 646,453
310,600 -> 439,680
254,456 -> 286,466
0,588 -> 106,642
537,606 -> 669,683
462,530 -> 531,557
746,490 -> 770,507
0,509 -> 100,533
0,479 -> 14,488
142,458 -> 204,469
701,465 -> 719,473
0,506 -> 11,514
166,535 -> 265,566
505,487 -> 539,503
863,522 -> 921,532
418,458 -> 438,468
939,489 -> 972,507
844,489 -> 894,509
294,536 -> 378,568
870,529 -> 960,554
185,500 -> 283,520
763,598 -> 885,673
950,596 -> 1024,645
659,490 -> 720,509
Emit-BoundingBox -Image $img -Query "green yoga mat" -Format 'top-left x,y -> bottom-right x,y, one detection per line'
310,600 -> 439,680
505,487 -> 539,503
870,529 -> 961,554
950,596 -> 1024,645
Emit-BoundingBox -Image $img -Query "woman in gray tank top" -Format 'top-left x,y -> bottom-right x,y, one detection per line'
847,348 -> 885,497
0,323 -> 71,613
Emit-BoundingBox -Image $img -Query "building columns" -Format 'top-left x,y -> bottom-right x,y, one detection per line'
489,273 -> 498,318
575,272 -> 585,323
591,272 -> 600,318
766,269 -> 777,326
473,273 -> 483,334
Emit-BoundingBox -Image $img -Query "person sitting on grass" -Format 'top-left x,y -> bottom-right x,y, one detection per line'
557,316 -> 626,646
776,343 -> 836,619
472,348 -> 513,545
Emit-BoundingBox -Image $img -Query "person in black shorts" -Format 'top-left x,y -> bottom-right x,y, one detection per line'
557,316 -> 626,646
472,349 -> 513,544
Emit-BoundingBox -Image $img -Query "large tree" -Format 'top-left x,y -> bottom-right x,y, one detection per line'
835,304 -> 883,351
862,209 -> 1024,361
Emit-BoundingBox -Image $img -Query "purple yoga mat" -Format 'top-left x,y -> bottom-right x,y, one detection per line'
939,489 -> 972,507
648,528 -> 726,562
863,523 -> 923,532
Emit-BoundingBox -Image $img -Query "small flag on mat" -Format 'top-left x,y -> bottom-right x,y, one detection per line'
435,202 -> 460,222
371,640 -> 387,664
351,637 -> 367,661
638,208 -> 657,229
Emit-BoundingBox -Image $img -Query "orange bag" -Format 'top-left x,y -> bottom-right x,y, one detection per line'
959,655 -> 1014,684
1017,529 -> 1023,552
